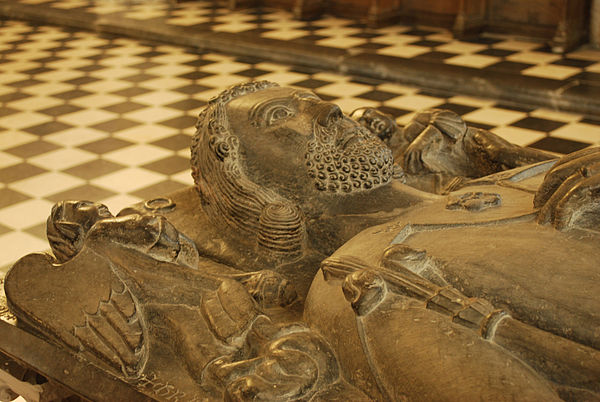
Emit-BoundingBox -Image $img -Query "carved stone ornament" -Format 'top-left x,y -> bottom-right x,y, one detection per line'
2,81 -> 599,401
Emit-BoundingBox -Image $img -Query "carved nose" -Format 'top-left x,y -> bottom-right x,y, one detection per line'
317,103 -> 343,127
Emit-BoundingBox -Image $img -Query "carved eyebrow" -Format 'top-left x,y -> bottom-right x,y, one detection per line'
249,97 -> 294,126
294,91 -> 320,100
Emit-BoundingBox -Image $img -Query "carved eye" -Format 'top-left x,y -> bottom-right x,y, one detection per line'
266,106 -> 294,125
75,201 -> 92,208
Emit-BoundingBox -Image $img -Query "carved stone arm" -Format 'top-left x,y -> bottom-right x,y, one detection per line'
466,127 -> 556,171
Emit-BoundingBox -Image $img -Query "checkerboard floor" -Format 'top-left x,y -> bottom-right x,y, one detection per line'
1,19 -> 600,273
5,0 -> 600,83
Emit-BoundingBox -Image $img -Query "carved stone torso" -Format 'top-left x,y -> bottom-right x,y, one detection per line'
305,160 -> 600,401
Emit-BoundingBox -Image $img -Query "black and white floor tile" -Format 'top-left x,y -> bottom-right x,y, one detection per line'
0,19 -> 599,273
5,0 -> 600,83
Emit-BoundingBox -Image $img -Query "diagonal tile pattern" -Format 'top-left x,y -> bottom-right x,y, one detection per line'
1,0 -> 599,103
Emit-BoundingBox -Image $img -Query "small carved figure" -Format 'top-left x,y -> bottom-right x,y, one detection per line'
47,200 -> 199,268
352,107 -> 555,193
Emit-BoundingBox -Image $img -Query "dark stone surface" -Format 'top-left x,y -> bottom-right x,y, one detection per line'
2,82 -> 599,400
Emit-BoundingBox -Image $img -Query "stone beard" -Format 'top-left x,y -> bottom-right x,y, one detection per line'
306,120 -> 394,194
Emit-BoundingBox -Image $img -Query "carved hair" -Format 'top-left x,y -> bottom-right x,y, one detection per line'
191,81 -> 305,256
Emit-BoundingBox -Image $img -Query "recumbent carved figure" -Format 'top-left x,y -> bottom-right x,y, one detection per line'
3,81 -> 600,401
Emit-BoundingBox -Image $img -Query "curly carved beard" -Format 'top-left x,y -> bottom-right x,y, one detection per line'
305,120 -> 394,194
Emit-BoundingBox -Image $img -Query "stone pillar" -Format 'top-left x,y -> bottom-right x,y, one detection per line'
453,0 -> 487,38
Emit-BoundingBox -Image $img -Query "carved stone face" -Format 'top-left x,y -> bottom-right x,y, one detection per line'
61,200 -> 113,229
225,87 -> 393,195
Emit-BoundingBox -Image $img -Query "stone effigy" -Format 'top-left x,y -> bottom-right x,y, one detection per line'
351,105 -> 555,193
1,81 -> 599,401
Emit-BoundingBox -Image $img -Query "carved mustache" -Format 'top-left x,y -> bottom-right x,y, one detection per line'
314,104 -> 370,150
